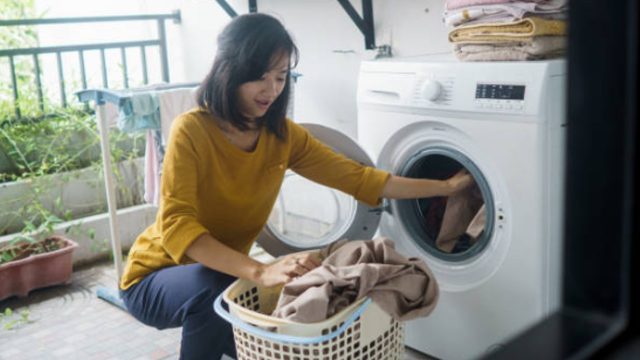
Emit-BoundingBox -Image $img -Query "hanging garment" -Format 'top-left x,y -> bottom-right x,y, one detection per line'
117,93 -> 161,132
271,237 -> 439,323
143,87 -> 197,205
157,87 -> 198,146
143,130 -> 164,205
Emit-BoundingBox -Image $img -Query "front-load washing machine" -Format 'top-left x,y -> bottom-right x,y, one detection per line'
357,56 -> 567,359
256,56 -> 566,360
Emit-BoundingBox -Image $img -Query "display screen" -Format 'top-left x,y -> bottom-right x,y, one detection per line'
475,84 -> 525,100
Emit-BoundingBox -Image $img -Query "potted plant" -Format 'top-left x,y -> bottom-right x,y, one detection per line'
0,218 -> 78,301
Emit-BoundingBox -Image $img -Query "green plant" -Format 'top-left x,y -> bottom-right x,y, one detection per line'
0,307 -> 31,330
0,105 -> 145,237
0,0 -> 146,259
0,0 -> 42,119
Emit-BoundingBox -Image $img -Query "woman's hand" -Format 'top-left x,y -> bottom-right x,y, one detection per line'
445,169 -> 474,195
256,251 -> 322,288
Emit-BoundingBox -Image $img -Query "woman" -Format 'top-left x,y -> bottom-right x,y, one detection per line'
120,13 -> 472,360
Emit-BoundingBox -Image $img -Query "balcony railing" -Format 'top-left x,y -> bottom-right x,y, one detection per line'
0,11 -> 181,118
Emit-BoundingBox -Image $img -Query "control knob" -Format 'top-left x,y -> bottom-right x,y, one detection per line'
421,79 -> 442,101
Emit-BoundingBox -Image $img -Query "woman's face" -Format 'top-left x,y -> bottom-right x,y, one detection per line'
237,53 -> 289,121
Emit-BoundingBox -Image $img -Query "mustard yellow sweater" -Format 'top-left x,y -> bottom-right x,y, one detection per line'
120,109 -> 390,290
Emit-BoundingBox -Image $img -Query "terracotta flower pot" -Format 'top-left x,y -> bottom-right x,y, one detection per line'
0,235 -> 78,301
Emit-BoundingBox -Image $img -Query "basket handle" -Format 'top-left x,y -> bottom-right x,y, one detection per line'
214,293 -> 372,345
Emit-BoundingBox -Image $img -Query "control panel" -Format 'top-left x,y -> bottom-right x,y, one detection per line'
474,83 -> 526,112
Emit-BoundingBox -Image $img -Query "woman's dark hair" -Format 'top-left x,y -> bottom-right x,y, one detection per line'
196,13 -> 299,139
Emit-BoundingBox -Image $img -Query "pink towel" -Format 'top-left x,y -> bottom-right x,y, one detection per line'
143,130 -> 161,205
271,238 -> 439,323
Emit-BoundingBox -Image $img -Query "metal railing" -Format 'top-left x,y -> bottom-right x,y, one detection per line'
0,11 -> 181,118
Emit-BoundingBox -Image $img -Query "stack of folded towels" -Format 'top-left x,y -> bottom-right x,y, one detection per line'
444,0 -> 568,61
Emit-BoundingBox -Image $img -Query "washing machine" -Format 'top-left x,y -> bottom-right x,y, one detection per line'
257,56 -> 566,360
357,56 -> 567,359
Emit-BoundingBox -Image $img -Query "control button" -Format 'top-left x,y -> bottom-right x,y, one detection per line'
421,80 -> 442,101
504,104 -> 512,110
495,104 -> 503,109
514,104 -> 523,110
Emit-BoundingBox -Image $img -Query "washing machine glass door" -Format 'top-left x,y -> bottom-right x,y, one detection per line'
256,123 -> 382,257
376,121 -> 509,291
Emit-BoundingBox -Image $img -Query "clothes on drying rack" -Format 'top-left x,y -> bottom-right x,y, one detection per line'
271,237 -> 439,323
113,86 -> 198,206
157,87 -> 198,146
117,93 -> 161,132
144,87 -> 197,205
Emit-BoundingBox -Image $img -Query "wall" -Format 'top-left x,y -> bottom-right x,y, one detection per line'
33,0 -> 452,137
167,0 -> 452,137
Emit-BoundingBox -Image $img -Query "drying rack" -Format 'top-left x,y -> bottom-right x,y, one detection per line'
76,83 -> 198,307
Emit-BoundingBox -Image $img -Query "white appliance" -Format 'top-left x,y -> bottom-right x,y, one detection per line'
357,56 -> 567,359
257,56 -> 566,360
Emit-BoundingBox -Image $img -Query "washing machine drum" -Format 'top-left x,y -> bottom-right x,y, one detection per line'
393,149 -> 494,262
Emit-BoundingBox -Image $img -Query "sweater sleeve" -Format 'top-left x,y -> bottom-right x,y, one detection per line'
287,120 -> 390,207
158,115 -> 209,263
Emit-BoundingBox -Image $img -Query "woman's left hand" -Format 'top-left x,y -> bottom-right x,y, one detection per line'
446,169 -> 474,194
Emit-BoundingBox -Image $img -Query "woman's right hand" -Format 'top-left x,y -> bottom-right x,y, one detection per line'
256,252 -> 322,288
446,169 -> 474,195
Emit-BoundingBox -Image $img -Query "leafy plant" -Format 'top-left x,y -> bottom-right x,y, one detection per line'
0,0 -> 42,119
0,307 -> 31,330
0,0 -> 145,260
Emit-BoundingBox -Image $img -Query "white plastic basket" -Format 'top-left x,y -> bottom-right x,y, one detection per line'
214,278 -> 405,360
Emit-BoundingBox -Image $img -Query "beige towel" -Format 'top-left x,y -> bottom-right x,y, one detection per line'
466,204 -> 486,240
448,17 -> 567,44
271,237 -> 439,323
436,184 -> 484,253
454,35 -> 566,61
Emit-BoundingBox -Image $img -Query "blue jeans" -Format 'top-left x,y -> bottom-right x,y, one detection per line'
121,264 -> 237,360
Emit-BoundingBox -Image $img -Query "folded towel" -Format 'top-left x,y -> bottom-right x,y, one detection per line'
446,0 -> 545,11
271,237 -> 439,323
448,17 -> 566,43
443,0 -> 568,27
454,35 -> 566,60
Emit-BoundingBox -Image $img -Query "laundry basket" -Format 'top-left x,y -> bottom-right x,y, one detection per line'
214,277 -> 405,360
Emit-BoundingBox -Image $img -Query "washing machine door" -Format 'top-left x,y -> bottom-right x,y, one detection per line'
256,123 -> 382,257
376,121 -> 510,292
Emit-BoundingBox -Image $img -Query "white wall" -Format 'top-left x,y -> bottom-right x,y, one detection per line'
33,0 -> 452,136
167,0 -> 452,137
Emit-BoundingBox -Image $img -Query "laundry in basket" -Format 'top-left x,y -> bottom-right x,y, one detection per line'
214,238 -> 439,359
272,238 -> 439,323
214,278 -> 405,360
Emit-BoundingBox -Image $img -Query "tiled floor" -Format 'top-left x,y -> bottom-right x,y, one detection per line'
0,260 -> 433,360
